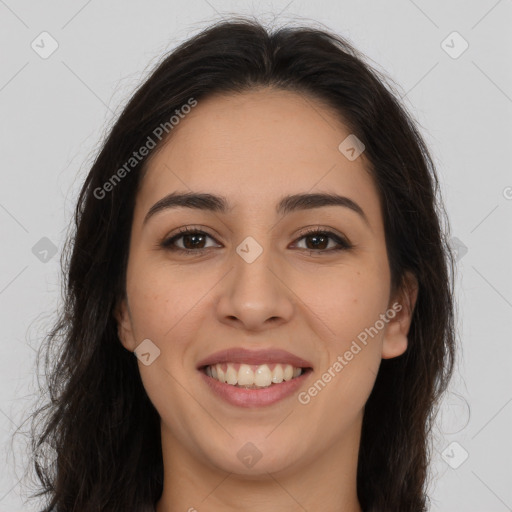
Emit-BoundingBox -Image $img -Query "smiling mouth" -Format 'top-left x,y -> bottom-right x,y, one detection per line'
200,362 -> 313,389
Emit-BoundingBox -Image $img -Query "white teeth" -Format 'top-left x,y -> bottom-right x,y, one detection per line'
205,363 -> 304,388
226,365 -> 238,385
254,364 -> 272,387
238,364 -> 254,386
271,364 -> 284,383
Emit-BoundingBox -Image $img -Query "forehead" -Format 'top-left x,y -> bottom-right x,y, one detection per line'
136,89 -> 382,227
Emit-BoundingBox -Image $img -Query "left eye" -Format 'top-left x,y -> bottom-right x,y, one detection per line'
161,228 -> 352,254
162,230 -> 220,252
294,231 -> 349,251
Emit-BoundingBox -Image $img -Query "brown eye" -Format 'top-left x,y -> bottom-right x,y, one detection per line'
302,232 -> 330,250
293,229 -> 352,253
161,226 -> 352,255
179,232 -> 208,250
161,228 -> 220,253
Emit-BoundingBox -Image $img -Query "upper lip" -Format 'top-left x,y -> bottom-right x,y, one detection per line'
196,348 -> 313,369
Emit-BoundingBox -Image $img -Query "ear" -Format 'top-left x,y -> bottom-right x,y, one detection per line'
381,271 -> 419,359
114,296 -> 136,352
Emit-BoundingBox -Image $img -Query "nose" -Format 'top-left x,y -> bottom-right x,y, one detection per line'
215,241 -> 294,332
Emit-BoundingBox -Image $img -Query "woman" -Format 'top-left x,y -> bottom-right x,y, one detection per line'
27,17 -> 456,512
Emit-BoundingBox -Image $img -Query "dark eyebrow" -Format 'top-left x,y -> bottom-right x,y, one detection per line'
143,191 -> 370,228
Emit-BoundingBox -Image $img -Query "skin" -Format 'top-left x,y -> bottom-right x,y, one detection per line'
116,88 -> 418,512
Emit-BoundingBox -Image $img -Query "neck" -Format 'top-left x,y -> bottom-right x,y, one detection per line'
156,412 -> 364,512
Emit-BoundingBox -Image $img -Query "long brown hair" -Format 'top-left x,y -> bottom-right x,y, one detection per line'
22,17 -> 456,511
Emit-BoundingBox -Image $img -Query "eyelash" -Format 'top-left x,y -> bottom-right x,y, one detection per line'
160,225 -> 353,256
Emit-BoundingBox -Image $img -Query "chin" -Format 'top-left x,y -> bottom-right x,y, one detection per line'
201,435 -> 302,476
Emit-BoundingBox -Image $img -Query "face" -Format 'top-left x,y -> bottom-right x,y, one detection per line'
116,88 -> 417,480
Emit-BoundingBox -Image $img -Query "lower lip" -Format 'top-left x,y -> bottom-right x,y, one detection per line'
199,368 -> 312,408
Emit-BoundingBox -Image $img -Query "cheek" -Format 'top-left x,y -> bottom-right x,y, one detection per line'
125,259 -> 214,343
125,264 -> 208,416
297,270 -> 386,425
293,262 -> 388,398
291,261 -> 390,343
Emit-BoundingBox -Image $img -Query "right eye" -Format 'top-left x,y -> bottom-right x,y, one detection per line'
160,227 -> 221,254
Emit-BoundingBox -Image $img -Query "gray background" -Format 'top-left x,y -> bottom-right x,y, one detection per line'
1,1 -> 511,511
